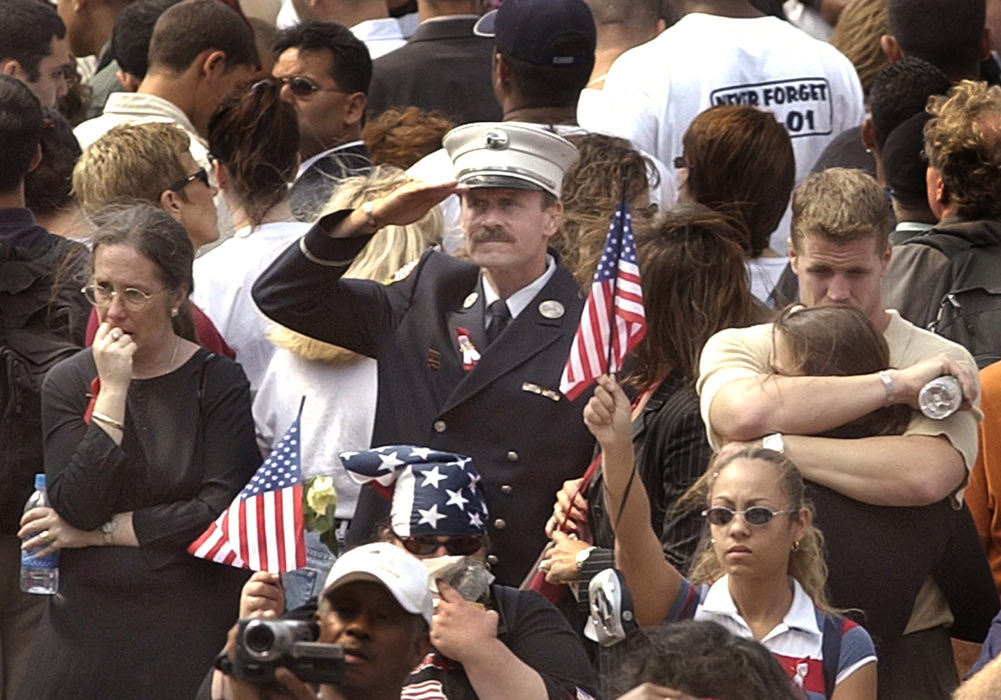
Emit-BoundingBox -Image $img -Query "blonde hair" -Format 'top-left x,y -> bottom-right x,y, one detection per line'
72,122 -> 191,213
682,448 -> 834,612
830,0 -> 889,95
924,80 -> 1001,220
790,168 -> 893,254
268,165 -> 443,363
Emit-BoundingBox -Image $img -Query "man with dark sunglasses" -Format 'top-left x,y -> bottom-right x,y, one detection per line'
272,21 -> 374,221
343,446 -> 598,700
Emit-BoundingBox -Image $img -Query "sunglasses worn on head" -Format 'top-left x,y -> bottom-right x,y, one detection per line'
168,168 -> 209,192
276,75 -> 348,99
398,534 -> 485,556
702,506 -> 797,527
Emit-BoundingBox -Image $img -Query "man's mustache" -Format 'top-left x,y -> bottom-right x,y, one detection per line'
469,226 -> 514,244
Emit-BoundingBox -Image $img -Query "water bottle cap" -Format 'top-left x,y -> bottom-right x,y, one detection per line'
34,474 -> 46,490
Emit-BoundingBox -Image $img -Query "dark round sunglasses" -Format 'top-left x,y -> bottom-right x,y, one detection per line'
701,506 -> 796,527
397,534 -> 485,556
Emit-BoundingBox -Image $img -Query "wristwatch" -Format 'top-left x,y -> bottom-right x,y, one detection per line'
101,520 -> 114,546
575,546 -> 598,574
761,433 -> 785,453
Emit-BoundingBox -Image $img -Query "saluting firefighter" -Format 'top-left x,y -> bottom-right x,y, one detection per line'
253,123 -> 597,585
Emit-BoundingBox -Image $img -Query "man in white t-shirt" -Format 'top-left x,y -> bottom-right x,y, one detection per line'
408,0 -> 675,251
576,0 -> 666,127
584,0 -> 864,252
698,168 -> 984,697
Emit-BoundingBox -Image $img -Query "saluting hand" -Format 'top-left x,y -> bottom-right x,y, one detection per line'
369,180 -> 468,228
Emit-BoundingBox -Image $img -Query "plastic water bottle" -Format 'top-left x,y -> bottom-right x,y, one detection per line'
919,375 -> 963,420
20,473 -> 58,595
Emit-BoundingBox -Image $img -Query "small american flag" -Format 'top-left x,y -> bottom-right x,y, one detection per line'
560,199 -> 645,401
188,402 -> 307,572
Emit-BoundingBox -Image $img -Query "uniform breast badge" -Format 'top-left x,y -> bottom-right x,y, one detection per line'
426,348 -> 442,371
521,382 -> 562,402
455,327 -> 481,371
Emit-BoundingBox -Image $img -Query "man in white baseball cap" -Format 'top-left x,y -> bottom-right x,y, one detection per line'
218,543 -> 431,700
253,121 -> 599,589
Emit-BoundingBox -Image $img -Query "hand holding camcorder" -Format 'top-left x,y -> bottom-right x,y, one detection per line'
218,618 -> 345,686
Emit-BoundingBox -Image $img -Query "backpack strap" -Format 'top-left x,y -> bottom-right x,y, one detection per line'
821,612 -> 844,699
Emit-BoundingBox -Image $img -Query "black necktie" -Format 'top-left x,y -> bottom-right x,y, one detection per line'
485,299 -> 511,345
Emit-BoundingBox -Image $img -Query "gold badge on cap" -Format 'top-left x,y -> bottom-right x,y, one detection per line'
538,300 -> 565,319
463,292 -> 479,309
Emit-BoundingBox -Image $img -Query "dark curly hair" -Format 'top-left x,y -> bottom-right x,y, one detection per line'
362,106 -> 454,170
559,132 -> 656,287
25,109 -> 80,216
610,622 -> 800,700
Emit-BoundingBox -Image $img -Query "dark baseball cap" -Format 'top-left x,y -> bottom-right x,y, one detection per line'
473,0 -> 596,68
883,111 -> 933,204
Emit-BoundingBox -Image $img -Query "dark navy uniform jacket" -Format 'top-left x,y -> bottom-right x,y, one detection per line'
252,211 -> 596,584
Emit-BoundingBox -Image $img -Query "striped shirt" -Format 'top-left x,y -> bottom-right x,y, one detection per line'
668,576 -> 877,699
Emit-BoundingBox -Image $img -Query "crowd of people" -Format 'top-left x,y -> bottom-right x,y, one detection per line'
6,0 -> 1001,698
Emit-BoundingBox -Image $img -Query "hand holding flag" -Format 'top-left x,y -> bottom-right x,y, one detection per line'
559,197 -> 646,400
188,400 -> 307,573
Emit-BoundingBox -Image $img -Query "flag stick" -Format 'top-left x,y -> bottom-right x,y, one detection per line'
605,177 -> 629,380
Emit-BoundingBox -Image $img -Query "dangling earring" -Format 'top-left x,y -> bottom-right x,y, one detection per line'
791,540 -> 801,552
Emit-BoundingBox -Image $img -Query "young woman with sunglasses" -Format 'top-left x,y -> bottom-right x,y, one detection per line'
584,374 -> 877,700
16,203 -> 261,699
192,78 -> 309,390
542,205 -> 759,610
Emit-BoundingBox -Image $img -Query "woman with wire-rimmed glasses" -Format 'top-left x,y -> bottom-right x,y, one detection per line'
16,202 -> 261,699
